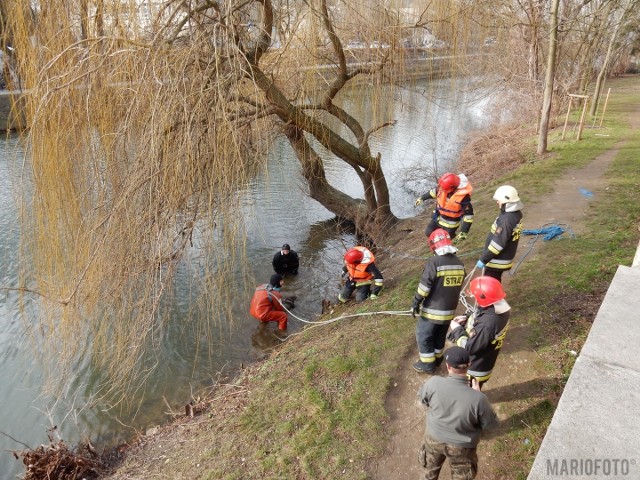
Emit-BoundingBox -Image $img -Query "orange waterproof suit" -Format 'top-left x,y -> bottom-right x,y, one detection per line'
250,284 -> 288,330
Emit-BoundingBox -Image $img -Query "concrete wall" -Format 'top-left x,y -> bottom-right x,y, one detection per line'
528,261 -> 640,479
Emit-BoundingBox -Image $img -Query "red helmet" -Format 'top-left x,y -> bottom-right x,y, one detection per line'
469,276 -> 505,307
344,248 -> 364,264
428,228 -> 452,252
438,173 -> 460,193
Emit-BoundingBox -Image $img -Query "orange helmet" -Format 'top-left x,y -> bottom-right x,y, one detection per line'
344,248 -> 364,264
428,228 -> 453,252
438,173 -> 460,193
469,276 -> 505,307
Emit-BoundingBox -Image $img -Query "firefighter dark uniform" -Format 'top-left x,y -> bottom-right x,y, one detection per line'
419,176 -> 474,240
477,185 -> 524,282
413,252 -> 465,373
479,209 -> 523,281
339,246 -> 384,302
250,281 -> 288,331
448,301 -> 510,388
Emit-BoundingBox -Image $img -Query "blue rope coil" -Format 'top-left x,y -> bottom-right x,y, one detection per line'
522,225 -> 567,241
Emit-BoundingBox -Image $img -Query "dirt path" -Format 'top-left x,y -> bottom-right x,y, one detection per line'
370,127 -> 634,479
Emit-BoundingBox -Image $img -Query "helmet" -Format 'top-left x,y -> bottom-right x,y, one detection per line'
469,276 -> 506,307
344,248 -> 364,264
438,173 -> 460,193
269,274 -> 283,287
493,185 -> 520,204
428,228 -> 453,252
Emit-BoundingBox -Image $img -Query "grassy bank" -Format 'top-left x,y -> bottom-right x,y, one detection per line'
106,74 -> 640,480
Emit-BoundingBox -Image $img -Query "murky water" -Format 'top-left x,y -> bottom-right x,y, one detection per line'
0,78 -> 495,479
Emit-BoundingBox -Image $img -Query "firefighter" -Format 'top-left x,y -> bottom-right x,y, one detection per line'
338,246 -> 384,303
412,229 -> 466,374
415,173 -> 474,242
249,274 -> 288,331
447,276 -> 510,390
476,185 -> 524,282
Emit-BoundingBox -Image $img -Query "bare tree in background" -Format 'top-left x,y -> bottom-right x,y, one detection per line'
537,0 -> 561,155
3,0 -> 637,403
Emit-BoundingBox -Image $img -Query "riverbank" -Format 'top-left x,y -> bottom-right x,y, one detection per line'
20,74 -> 639,479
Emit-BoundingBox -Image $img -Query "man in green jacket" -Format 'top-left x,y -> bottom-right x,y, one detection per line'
417,346 -> 499,479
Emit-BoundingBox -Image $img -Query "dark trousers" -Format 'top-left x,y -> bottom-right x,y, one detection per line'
419,434 -> 478,480
483,267 -> 505,282
340,280 -> 370,302
416,319 -> 450,363
424,217 -> 458,240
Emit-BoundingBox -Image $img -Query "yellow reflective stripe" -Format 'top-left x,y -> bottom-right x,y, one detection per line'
468,370 -> 492,382
418,355 -> 436,363
436,268 -> 465,277
438,217 -> 460,228
355,280 -> 373,287
424,312 -> 455,322
486,260 -> 513,270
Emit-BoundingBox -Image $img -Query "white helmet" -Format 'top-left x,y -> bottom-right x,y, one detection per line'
493,185 -> 520,204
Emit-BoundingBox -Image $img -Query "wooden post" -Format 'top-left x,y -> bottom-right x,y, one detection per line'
566,94 -> 589,140
599,88 -> 611,127
577,96 -> 589,140
561,96 -> 573,140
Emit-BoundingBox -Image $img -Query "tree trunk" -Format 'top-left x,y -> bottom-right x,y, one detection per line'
537,0 -> 560,156
590,16 -> 622,117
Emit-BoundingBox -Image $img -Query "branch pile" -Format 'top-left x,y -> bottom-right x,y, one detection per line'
17,436 -> 108,480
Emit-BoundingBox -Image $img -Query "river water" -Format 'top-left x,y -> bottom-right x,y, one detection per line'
0,78 -> 495,479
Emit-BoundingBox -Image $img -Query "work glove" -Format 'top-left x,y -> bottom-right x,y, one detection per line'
449,320 -> 462,332
411,296 -> 422,318
453,314 -> 468,325
341,266 -> 348,278
415,197 -> 423,206
453,232 -> 467,244
369,294 -> 378,300
476,260 -> 485,269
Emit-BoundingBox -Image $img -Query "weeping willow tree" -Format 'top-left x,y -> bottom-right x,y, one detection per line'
3,0 -> 514,404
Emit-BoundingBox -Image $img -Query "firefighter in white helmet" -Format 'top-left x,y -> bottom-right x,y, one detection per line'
475,185 -> 523,282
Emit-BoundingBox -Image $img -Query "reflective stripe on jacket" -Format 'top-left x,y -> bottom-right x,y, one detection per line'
480,210 -> 523,270
416,254 -> 466,323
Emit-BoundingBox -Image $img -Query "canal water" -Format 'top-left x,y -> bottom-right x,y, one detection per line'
0,78 -> 496,479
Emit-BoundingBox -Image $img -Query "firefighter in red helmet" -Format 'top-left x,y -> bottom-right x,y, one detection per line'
339,246 -> 384,303
447,276 -> 510,389
415,173 -> 474,242
412,229 -> 466,373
